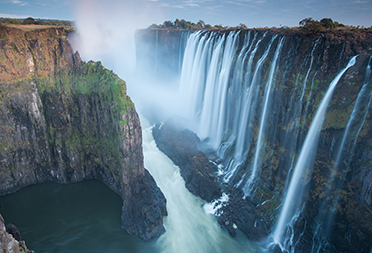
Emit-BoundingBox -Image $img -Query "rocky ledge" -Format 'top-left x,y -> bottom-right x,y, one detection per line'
152,117 -> 222,202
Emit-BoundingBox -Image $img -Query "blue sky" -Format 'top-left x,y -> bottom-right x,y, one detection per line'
0,0 -> 371,28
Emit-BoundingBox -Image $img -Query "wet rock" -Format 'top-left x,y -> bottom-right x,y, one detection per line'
122,169 -> 167,241
152,117 -> 222,202
6,224 -> 22,242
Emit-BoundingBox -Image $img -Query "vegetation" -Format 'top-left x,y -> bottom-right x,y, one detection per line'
149,17 -> 371,34
0,17 -> 73,28
149,19 -> 239,30
34,61 -> 133,174
36,60 -> 133,115
299,17 -> 345,33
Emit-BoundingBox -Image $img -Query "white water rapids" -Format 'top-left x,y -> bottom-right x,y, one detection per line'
140,116 -> 259,253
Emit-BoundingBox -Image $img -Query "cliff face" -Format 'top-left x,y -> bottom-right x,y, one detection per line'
0,25 -> 167,246
135,28 -> 372,252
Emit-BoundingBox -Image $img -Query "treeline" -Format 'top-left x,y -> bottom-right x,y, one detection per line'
0,17 -> 73,27
149,17 -> 370,32
149,19 -> 248,30
299,18 -> 346,33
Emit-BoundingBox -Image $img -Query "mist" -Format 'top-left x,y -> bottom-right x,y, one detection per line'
71,0 -> 184,123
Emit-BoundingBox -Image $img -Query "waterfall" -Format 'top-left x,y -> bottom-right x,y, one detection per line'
242,36 -> 285,195
224,32 -> 266,182
272,55 -> 358,249
178,31 -> 190,74
134,27 -> 372,252
282,38 -> 321,196
312,56 -> 372,252
179,31 -> 212,122
199,31 -> 240,148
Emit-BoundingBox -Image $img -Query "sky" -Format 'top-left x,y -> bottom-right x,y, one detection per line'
0,0 -> 371,28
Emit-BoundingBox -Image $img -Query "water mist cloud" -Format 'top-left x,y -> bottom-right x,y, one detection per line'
71,0 -> 183,124
71,0 -> 163,78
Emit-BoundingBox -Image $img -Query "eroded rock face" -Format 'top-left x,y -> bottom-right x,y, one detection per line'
0,26 -> 167,243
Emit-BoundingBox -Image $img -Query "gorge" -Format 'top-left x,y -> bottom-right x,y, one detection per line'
1,21 -> 372,253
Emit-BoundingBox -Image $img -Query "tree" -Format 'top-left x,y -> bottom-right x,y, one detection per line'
23,17 -> 36,25
10,19 -> 22,25
320,18 -> 336,29
197,20 -> 205,28
36,20 -> 46,25
299,17 -> 324,33
238,23 -> 247,29
149,23 -> 158,29
163,20 -> 173,28
174,18 -> 180,28
1,18 -> 11,24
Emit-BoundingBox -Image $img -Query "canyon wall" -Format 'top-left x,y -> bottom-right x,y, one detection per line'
0,25 -> 167,251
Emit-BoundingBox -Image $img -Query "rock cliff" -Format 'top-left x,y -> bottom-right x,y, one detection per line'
0,25 -> 167,248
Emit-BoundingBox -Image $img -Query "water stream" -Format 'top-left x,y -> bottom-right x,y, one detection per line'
140,116 -> 258,253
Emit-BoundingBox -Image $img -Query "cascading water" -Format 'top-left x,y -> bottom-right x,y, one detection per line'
242,36 -> 284,195
180,31 -> 241,149
272,55 -> 358,251
179,31 -> 291,190
281,38 -> 322,195
140,116 -> 257,253
224,32 -> 266,182
311,56 -> 372,252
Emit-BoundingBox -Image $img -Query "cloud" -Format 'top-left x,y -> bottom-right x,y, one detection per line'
184,0 -> 200,7
0,13 -> 29,18
158,2 -> 185,8
11,0 -> 27,6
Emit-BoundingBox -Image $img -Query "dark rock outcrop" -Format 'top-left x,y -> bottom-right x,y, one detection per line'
6,224 -> 22,242
0,26 -> 167,243
0,214 -> 33,253
152,117 -> 222,202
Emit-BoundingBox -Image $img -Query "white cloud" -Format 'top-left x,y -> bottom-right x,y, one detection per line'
0,13 -> 28,18
184,0 -> 200,6
11,0 -> 27,6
